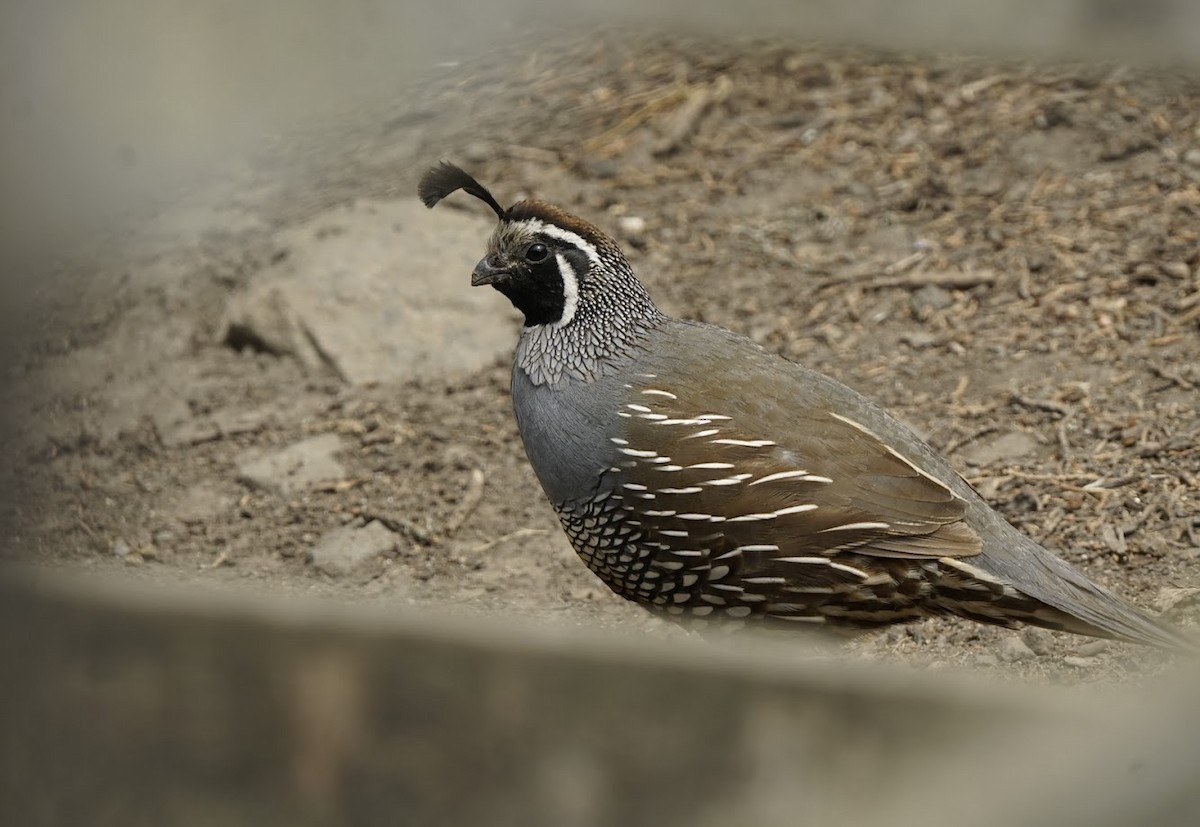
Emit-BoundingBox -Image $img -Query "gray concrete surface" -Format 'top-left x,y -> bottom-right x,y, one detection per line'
2,566 -> 1197,827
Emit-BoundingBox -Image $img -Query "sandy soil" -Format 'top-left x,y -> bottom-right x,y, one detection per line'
5,31 -> 1199,681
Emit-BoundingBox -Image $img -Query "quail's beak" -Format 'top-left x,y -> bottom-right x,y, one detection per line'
471,256 -> 510,287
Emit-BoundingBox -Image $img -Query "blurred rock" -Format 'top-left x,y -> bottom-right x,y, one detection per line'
223,284 -> 315,362
236,434 -> 346,495
158,418 -> 221,448
1156,587 -> 1200,615
1152,588 -> 1200,612
172,482 -> 235,525
900,330 -> 938,349
1021,627 -> 1053,656
911,284 -> 953,319
1161,261 -> 1191,280
1000,635 -> 1035,662
617,215 -> 647,242
961,430 -> 1039,468
1074,640 -> 1110,657
220,200 -> 518,385
309,520 -> 398,577
159,406 -> 275,448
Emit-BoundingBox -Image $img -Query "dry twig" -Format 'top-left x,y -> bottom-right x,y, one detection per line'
470,527 -> 551,554
443,468 -> 486,537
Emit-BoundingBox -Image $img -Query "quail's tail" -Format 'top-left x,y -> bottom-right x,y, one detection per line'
1011,587 -> 1193,651
1025,577 -> 1196,652
970,524 -> 1197,652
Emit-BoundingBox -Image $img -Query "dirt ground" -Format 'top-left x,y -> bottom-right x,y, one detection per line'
5,30 -> 1200,681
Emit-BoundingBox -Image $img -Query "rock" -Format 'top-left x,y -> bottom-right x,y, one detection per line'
973,653 -> 999,667
1074,640 -> 1110,657
910,284 -> 953,319
112,539 -> 132,558
309,520 -> 398,577
462,141 -> 493,164
899,331 -> 938,349
158,406 -> 275,448
220,199 -> 518,385
999,635 -> 1035,663
223,285 -> 316,362
960,430 -> 1040,468
172,482 -> 235,524
1161,261 -> 1191,280
1156,587 -> 1200,615
158,418 -> 221,448
236,434 -> 346,495
1062,656 -> 1096,669
579,158 -> 618,179
213,406 -> 275,437
1020,627 -> 1053,656
616,215 -> 647,244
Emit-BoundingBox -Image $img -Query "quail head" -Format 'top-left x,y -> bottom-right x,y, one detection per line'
418,161 -> 1191,649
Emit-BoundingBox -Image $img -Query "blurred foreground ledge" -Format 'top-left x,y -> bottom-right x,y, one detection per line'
584,0 -> 1200,64
1,565 -> 1198,827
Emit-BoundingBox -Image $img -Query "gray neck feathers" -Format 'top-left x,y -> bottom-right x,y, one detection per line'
516,265 -> 665,387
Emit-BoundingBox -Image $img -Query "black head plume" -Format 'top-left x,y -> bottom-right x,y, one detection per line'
418,161 -> 506,219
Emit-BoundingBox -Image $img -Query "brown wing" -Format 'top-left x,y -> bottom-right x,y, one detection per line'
610,381 -> 982,567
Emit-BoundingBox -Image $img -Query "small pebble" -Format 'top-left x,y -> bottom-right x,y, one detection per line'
617,215 -> 647,241
1074,640 -> 1110,657
911,284 -> 953,318
1021,627 -> 1053,656
112,538 -> 132,558
462,141 -> 492,164
900,331 -> 938,349
579,158 -> 618,179
1000,635 -> 1035,662
1062,656 -> 1096,669
1161,261 -> 1191,280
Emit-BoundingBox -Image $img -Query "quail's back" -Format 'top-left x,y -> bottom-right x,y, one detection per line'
418,161 -> 1190,650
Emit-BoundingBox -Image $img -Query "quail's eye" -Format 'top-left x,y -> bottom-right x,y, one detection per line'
525,242 -> 549,263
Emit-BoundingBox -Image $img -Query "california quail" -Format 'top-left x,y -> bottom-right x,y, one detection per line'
418,161 -> 1190,649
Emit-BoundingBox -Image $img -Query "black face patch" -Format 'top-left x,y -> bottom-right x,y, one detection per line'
482,216 -> 603,328
493,255 -> 567,327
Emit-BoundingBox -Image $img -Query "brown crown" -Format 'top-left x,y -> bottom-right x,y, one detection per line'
506,200 -> 614,251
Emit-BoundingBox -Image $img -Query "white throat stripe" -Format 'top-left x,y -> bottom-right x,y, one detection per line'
554,252 -> 580,328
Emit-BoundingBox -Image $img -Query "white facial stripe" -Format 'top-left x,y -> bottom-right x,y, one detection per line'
553,252 -> 580,328
520,220 -> 601,266
507,218 -> 599,329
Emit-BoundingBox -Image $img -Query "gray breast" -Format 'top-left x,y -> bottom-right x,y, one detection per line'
510,362 -> 628,506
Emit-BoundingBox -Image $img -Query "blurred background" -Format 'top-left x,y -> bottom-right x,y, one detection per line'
2,1 -> 1199,824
